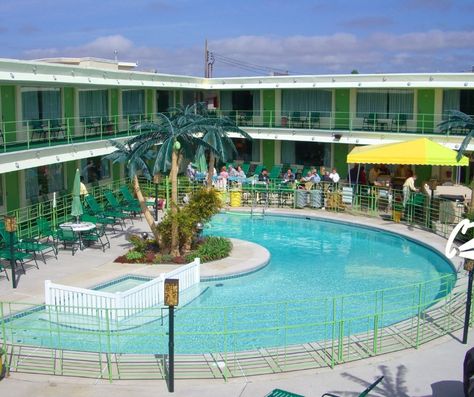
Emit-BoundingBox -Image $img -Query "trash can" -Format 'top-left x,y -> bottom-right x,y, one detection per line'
230,189 -> 242,207
295,190 -> 308,208
310,189 -> 323,208
217,191 -> 227,205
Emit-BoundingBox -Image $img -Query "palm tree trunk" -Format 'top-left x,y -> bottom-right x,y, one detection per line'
170,149 -> 180,256
207,152 -> 215,188
132,175 -> 160,241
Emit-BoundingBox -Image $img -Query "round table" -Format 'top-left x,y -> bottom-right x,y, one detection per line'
59,222 -> 96,250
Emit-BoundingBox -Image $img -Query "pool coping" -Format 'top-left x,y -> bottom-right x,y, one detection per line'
200,238 -> 271,281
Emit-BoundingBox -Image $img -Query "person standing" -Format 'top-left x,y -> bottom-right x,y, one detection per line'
329,168 -> 340,183
403,170 -> 418,207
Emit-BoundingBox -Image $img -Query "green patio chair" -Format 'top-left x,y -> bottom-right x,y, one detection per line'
391,113 -> 407,132
81,224 -> 110,252
322,376 -> 383,397
57,226 -> 80,256
363,113 -> 378,130
81,212 -> 120,234
0,247 -> 37,272
241,163 -> 251,175
0,228 -> 43,267
85,195 -> 127,229
269,164 -> 283,180
37,218 -> 60,249
266,388 -> 304,397
119,186 -> 140,207
103,190 -> 137,222
252,164 -> 264,177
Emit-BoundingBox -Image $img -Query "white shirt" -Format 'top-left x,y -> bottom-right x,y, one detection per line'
329,172 -> 340,183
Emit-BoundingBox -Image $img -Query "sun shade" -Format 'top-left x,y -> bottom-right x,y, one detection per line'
347,138 -> 469,166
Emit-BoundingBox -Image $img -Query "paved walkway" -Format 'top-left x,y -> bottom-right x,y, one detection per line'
0,209 -> 470,396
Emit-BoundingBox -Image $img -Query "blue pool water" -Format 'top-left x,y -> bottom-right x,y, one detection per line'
3,213 -> 456,354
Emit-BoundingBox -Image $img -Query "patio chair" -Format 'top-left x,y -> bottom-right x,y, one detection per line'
81,212 -> 120,234
104,190 -> 141,219
37,218 -> 60,249
85,195 -> 127,229
81,224 -> 110,252
18,237 -> 57,264
266,388 -> 304,397
322,376 -> 383,397
30,120 -> 46,140
269,164 -> 283,180
49,119 -> 66,140
362,113 -> 378,130
241,163 -> 251,175
57,226 -> 80,256
309,112 -> 321,128
0,228 -> 42,268
391,113 -> 408,132
119,186 -> 140,207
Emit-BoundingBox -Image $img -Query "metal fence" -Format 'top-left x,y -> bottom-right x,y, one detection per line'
0,177 -> 471,380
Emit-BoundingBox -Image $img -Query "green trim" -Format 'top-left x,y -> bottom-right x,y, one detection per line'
417,89 -> 435,134
146,89 -> 154,115
1,86 -> 16,143
263,90 -> 274,127
335,89 -> 350,130
262,140 -> 275,170
5,171 -> 19,211
333,143 -> 348,179
63,87 -> 75,137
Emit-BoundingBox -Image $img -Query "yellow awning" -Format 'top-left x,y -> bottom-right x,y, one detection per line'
346,138 -> 469,166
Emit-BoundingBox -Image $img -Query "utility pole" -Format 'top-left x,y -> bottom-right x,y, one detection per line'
204,39 -> 214,78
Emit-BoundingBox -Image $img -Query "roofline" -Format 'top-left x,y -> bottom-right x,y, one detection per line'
0,57 -> 472,90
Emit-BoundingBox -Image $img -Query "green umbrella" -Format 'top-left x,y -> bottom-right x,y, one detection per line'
71,168 -> 83,222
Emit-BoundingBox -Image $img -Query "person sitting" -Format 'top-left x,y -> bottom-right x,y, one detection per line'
282,168 -> 295,184
322,170 -> 332,182
217,166 -> 229,189
234,165 -> 246,179
186,162 -> 197,182
229,164 -> 237,177
258,168 -> 270,184
329,168 -> 340,183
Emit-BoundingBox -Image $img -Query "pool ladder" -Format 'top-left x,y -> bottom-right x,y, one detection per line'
250,188 -> 268,219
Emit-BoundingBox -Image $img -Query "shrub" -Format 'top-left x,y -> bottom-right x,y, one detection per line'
125,250 -> 144,262
186,236 -> 232,263
128,235 -> 148,254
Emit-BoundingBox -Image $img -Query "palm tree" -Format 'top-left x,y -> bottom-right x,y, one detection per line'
438,110 -> 474,161
105,141 -> 159,240
127,104 -> 218,255
192,106 -> 252,188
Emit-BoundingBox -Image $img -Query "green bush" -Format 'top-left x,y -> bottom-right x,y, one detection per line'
128,235 -> 147,254
157,188 -> 223,254
125,250 -> 144,262
185,236 -> 232,263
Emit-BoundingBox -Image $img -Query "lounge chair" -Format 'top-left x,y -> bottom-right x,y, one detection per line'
322,376 -> 383,397
81,224 -> 110,252
269,164 -> 283,180
266,388 -> 304,397
57,226 -> 80,256
104,190 -> 139,221
0,228 -> 44,267
85,195 -> 127,229
119,186 -> 140,207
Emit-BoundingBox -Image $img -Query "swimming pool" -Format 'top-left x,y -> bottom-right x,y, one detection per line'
2,213 -> 456,355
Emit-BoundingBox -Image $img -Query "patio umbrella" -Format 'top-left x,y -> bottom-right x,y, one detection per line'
71,168 -> 83,222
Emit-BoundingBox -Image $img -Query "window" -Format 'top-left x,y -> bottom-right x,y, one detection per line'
220,90 -> 260,112
232,138 -> 259,162
182,90 -> 204,106
443,89 -> 474,117
25,164 -> 65,202
356,89 -> 414,119
81,156 -> 111,184
157,90 -> 174,112
122,90 -> 145,117
21,87 -> 61,122
79,89 -> 108,119
282,89 -> 332,117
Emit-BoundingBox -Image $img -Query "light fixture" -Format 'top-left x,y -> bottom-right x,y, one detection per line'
332,133 -> 342,141
358,83 -> 362,87
4,215 -> 17,233
332,78 -> 336,82
53,75 -> 57,80
9,72 -> 14,79
164,279 -> 179,306
429,76 -> 434,81
71,70 -> 75,77
32,66 -> 37,74
312,83 -> 316,87
465,82 -> 469,87
382,77 -> 387,81
56,156 -> 60,161
407,82 -> 411,86
14,162 -> 19,168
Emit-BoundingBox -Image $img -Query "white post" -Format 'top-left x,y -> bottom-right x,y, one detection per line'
45,280 -> 52,305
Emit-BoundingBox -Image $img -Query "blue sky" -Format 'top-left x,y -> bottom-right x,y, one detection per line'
0,0 -> 473,76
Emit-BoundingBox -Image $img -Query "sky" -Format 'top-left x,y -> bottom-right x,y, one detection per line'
0,0 -> 473,77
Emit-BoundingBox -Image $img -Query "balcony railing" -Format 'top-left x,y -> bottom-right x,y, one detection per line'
0,110 -> 470,156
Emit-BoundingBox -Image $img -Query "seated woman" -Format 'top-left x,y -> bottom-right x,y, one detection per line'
216,166 -> 229,189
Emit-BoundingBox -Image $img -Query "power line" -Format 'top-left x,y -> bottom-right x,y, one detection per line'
211,51 -> 294,75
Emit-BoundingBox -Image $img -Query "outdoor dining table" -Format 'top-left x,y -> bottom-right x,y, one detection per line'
59,221 -> 96,250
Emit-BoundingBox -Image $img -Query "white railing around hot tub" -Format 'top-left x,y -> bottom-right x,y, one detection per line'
44,258 -> 201,320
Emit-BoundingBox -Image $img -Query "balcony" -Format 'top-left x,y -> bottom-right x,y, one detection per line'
0,110 -> 469,157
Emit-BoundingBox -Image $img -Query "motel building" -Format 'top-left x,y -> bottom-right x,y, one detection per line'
0,57 -> 472,213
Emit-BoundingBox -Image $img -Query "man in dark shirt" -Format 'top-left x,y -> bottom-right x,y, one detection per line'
258,168 -> 269,184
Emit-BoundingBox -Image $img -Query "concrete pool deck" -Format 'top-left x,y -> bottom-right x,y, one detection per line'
0,208 -> 470,396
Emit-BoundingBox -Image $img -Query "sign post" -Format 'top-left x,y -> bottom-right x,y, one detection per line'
164,278 -> 179,392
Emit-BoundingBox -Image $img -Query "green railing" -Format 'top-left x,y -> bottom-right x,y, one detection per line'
0,109 -> 469,155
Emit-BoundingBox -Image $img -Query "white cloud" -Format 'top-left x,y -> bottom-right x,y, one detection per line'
21,30 -> 474,76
